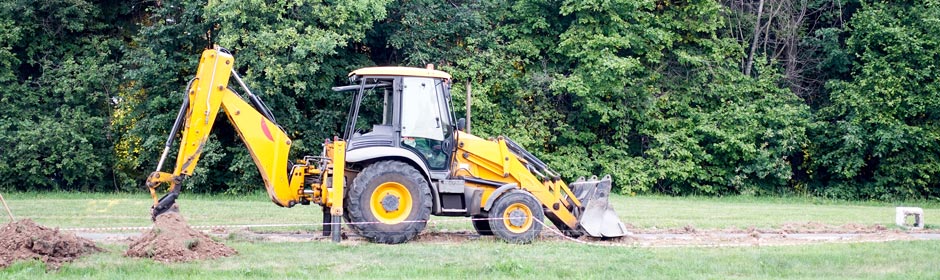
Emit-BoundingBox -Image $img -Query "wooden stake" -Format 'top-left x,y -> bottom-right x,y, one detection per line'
0,192 -> 13,222
465,79 -> 471,133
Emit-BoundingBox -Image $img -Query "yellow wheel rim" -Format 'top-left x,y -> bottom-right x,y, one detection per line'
502,202 -> 533,233
370,182 -> 413,224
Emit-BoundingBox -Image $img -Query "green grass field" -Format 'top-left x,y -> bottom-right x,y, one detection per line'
3,192 -> 938,230
2,192 -> 939,279
3,241 -> 940,279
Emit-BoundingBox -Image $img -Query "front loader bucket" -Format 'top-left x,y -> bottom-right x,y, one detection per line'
569,175 -> 630,238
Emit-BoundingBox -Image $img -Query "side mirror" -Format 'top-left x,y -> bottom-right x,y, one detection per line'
457,118 -> 467,132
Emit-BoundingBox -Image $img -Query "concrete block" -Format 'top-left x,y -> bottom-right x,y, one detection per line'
896,207 -> 924,230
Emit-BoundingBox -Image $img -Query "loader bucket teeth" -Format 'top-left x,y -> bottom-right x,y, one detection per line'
569,175 -> 630,238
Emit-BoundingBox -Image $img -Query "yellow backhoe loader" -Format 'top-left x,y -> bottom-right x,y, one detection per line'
146,46 -> 628,244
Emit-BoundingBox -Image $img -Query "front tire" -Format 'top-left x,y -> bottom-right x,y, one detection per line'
345,161 -> 432,244
488,190 -> 544,244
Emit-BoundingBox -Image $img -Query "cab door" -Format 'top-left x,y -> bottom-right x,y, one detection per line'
399,77 -> 453,171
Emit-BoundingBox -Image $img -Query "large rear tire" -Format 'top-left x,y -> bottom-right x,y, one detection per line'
488,190 -> 544,244
345,161 -> 432,244
471,215 -> 493,235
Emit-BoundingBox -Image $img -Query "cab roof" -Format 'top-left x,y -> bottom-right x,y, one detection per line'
349,66 -> 451,79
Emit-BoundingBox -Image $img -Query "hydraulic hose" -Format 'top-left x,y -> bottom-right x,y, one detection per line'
155,78 -> 195,172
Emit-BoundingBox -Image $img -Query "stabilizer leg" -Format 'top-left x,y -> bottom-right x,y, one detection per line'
331,215 -> 342,243
322,208 -> 332,236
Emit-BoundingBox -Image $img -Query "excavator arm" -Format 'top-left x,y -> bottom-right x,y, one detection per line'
146,48 -> 346,225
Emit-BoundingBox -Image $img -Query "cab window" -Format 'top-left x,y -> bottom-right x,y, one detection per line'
400,77 -> 449,169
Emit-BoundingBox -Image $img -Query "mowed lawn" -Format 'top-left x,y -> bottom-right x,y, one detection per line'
3,192 -> 938,230
3,240 -> 939,279
1,192 -> 939,279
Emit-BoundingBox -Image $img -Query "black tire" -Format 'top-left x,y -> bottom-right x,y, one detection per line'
488,190 -> 544,244
341,197 -> 357,235
345,161 -> 432,244
471,215 -> 493,235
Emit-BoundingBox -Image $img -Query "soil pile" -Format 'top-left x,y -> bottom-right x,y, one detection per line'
125,212 -> 236,262
0,219 -> 102,269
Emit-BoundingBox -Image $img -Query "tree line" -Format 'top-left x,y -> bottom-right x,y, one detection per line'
0,0 -> 937,200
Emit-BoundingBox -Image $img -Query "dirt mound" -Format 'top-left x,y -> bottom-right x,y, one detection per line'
125,213 -> 236,262
0,219 -> 102,269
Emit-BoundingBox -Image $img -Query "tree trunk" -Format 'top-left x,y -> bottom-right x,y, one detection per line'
745,0 -> 765,76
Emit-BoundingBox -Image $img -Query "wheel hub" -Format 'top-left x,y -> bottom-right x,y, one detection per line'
508,209 -> 527,227
370,182 -> 413,224
381,194 -> 400,212
502,202 -> 534,234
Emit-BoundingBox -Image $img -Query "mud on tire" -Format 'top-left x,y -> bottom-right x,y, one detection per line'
344,160 -> 432,244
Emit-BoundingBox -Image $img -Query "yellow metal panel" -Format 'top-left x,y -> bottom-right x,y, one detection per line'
220,89 -> 298,206
453,131 -> 580,229
497,137 -> 511,177
289,166 -> 306,202
174,49 -> 234,176
328,141 -> 346,216
349,67 -> 452,79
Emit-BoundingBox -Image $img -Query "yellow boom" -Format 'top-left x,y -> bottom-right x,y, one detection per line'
146,48 -> 347,240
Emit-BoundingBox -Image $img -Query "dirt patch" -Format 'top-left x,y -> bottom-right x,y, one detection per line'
630,223 -> 898,235
0,219 -> 102,269
125,213 -> 236,262
568,223 -> 919,248
72,220 -> 936,249
415,230 -> 481,243
606,231 -> 918,248
779,222 -> 890,234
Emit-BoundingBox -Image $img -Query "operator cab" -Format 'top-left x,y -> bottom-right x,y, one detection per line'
334,66 -> 456,176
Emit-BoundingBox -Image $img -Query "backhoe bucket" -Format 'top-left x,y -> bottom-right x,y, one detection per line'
569,175 -> 630,237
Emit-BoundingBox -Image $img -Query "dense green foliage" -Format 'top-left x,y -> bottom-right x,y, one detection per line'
811,0 -> 940,199
0,0 -> 938,200
0,1 -> 127,190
